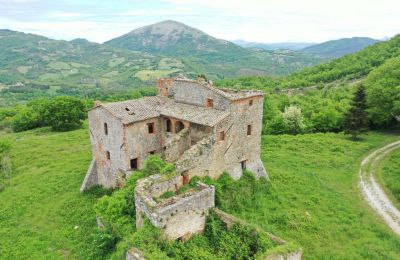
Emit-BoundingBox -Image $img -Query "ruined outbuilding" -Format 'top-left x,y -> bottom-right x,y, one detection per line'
81,77 -> 267,239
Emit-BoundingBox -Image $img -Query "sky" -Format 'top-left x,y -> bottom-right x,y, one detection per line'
0,0 -> 399,44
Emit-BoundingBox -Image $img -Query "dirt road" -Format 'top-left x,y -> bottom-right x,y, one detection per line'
359,140 -> 400,235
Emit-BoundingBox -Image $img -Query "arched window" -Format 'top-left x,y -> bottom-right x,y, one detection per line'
166,119 -> 172,132
175,121 -> 185,133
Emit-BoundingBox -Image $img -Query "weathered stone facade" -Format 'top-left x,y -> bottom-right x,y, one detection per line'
81,77 -> 267,191
135,174 -> 215,240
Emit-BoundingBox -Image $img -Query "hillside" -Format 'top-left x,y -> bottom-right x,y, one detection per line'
104,20 -> 324,77
1,126 -> 400,258
0,24 -> 326,106
217,34 -> 400,90
301,37 -> 379,58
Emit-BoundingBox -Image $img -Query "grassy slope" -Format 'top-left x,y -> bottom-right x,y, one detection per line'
218,132 -> 400,259
376,148 -> 400,208
0,127 -> 399,258
0,126 -> 99,259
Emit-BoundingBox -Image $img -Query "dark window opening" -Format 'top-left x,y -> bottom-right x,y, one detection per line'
147,122 -> 155,134
206,98 -> 214,108
182,171 -> 189,185
104,123 -> 108,135
106,151 -> 110,160
219,131 -> 225,141
149,150 -> 156,155
249,100 -> 253,106
130,158 -> 138,170
175,121 -> 185,133
166,119 -> 172,132
247,125 -> 252,135
241,160 -> 247,171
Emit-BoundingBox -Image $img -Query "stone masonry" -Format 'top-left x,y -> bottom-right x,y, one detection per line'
81,76 -> 267,239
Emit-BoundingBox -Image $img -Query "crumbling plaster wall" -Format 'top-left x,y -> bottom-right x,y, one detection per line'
88,106 -> 125,188
123,117 -> 163,170
223,96 -> 267,179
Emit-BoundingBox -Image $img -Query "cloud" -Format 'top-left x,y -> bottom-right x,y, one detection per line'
0,0 -> 399,43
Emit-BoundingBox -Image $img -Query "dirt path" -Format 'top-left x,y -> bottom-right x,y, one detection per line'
359,140 -> 400,235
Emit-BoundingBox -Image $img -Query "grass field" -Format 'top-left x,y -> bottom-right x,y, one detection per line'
0,126 -> 99,259
217,132 -> 400,259
0,126 -> 399,259
376,148 -> 400,208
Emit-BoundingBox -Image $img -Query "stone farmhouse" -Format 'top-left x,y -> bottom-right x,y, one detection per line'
81,77 -> 267,191
81,77 -> 267,239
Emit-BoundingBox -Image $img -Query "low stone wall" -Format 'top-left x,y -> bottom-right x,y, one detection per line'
135,175 -> 215,240
80,158 -> 98,192
214,209 -> 302,260
164,128 -> 191,162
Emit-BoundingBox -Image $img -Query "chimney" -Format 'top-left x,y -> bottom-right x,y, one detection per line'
156,78 -> 174,97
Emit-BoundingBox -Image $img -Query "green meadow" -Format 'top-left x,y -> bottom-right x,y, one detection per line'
0,126 -> 399,259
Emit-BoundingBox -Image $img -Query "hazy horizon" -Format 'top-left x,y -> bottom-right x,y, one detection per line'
1,0 -> 399,44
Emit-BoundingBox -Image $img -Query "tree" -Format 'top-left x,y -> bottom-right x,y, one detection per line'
365,57 -> 400,126
282,105 -> 305,134
343,84 -> 368,140
47,96 -> 86,131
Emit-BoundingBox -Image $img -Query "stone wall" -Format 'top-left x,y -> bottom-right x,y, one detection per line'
80,158 -> 97,192
135,175 -> 215,240
123,118 -> 164,170
164,128 -> 191,162
88,106 -> 125,188
175,134 -> 215,178
158,78 -> 231,110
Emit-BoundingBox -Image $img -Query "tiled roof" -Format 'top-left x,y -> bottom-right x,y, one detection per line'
101,96 -> 167,124
98,96 -> 229,126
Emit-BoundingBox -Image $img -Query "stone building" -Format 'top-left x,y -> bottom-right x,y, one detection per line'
81,77 -> 267,191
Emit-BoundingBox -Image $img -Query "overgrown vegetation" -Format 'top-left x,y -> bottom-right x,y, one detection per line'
0,138 -> 12,191
1,126 -> 399,259
93,156 -> 278,259
217,35 -> 400,135
10,96 -> 86,132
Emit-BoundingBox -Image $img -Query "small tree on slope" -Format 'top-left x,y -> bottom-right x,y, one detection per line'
344,84 -> 368,140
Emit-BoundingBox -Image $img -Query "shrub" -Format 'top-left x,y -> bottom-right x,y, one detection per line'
91,228 -> 118,258
47,96 -> 86,131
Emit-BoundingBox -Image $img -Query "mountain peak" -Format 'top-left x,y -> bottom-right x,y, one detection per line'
104,20 -> 239,56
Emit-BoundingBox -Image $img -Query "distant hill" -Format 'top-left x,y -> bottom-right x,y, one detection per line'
301,37 -> 379,58
216,34 -> 400,90
0,25 -> 325,106
105,20 -> 249,58
104,20 -> 324,77
233,40 -> 315,51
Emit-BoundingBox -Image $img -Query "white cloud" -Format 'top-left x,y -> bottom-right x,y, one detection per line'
0,0 -> 399,43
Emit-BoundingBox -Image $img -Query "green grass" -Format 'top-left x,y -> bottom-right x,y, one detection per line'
214,132 -> 400,259
0,126 -> 399,259
376,148 -> 400,208
0,125 -> 101,259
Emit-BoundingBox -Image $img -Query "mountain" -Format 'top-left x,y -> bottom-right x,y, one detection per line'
104,20 -> 324,77
217,34 -> 400,90
233,40 -> 315,51
105,20 -> 248,58
301,37 -> 379,58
